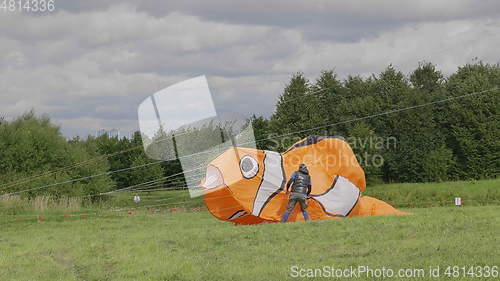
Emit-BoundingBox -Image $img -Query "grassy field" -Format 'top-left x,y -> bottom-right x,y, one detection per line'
0,207 -> 499,280
363,178 -> 500,208
0,179 -> 499,280
1,178 -> 498,216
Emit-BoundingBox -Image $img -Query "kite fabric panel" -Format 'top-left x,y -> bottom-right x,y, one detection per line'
201,136 -> 406,224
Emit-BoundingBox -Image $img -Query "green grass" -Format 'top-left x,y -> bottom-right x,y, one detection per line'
0,206 -> 499,281
109,178 -> 500,210
0,179 -> 498,280
106,189 -> 204,209
1,178 -> 498,216
364,178 -> 500,208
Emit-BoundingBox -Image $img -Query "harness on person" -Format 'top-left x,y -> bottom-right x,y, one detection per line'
282,166 -> 311,222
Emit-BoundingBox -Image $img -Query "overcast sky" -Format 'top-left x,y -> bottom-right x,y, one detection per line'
1,0 -> 499,137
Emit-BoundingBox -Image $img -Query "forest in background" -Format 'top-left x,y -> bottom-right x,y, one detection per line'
0,62 -> 498,197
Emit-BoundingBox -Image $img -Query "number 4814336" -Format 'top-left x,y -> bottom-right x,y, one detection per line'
0,0 -> 56,12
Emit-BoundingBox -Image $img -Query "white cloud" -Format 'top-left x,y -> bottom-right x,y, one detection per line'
272,18 -> 500,78
0,1 -> 499,137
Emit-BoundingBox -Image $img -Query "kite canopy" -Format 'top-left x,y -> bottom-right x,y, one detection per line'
201,136 -> 405,224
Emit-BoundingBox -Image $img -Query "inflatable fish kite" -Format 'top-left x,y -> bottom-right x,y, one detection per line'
200,136 -> 406,224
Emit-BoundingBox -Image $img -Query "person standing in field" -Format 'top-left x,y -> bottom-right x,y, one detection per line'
282,164 -> 312,222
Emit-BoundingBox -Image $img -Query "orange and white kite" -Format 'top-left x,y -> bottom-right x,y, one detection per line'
201,136 -> 406,224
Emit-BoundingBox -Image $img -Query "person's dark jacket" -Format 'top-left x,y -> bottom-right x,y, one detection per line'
285,165 -> 312,196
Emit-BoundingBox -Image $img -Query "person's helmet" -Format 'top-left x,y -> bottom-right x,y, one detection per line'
298,163 -> 309,174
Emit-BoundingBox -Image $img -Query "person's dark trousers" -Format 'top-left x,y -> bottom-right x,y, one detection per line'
282,193 -> 310,222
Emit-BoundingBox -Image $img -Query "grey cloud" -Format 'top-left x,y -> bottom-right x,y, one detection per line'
0,8 -> 299,77
272,18 -> 500,78
57,0 -> 500,24
0,1 -> 499,138
57,0 -> 500,42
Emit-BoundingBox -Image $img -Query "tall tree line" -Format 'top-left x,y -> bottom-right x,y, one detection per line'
0,113 -> 183,197
0,62 -> 498,197
259,62 -> 499,183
